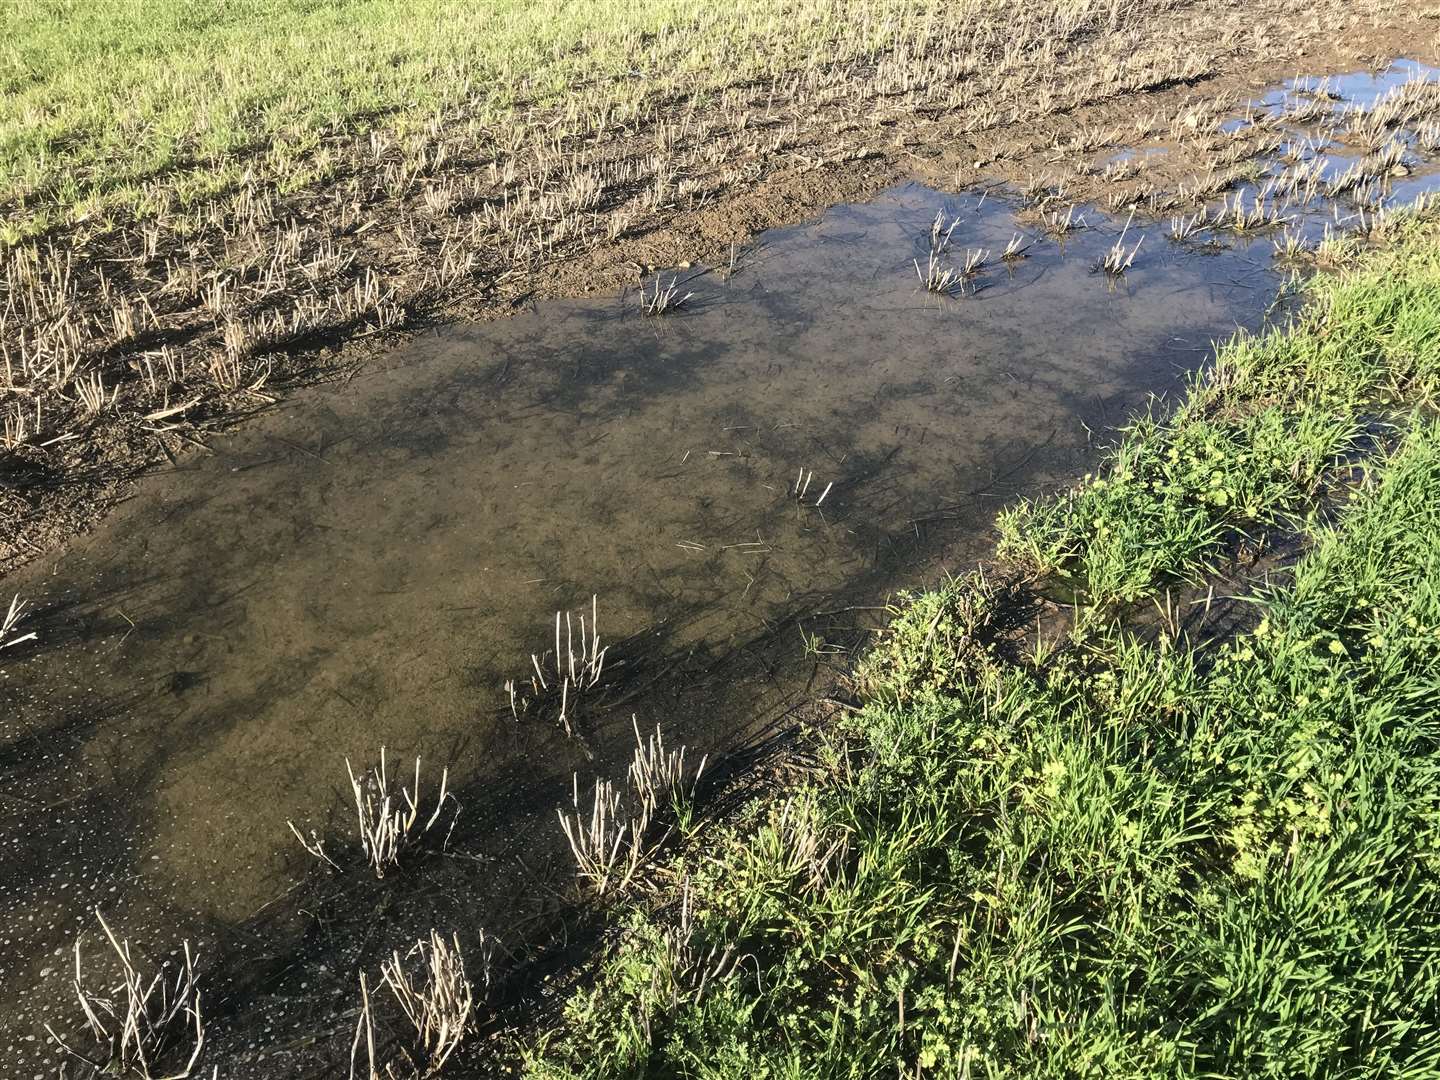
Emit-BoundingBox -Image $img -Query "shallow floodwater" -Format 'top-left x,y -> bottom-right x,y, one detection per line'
1249,57 -> 1440,222
1,180 -> 1288,1068
5,54 -> 1438,1077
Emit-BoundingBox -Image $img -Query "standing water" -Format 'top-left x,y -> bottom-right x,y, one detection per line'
9,60 -> 1440,1066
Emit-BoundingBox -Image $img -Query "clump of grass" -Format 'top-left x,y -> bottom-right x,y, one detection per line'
851,570 -> 1016,704
353,930 -> 485,1079
507,595 -> 611,735
1168,208 -> 1208,242
998,405 -> 1361,602
1095,230 -> 1143,275
47,910 -> 205,1080
558,778 -> 640,895
0,594 -> 37,652
628,718 -> 708,823
1020,172 -> 1054,206
1417,119 -> 1440,153
913,250 -> 964,295
928,209 -> 961,253
1218,190 -> 1289,233
1272,224 -> 1311,261
640,276 -> 693,316
1043,204 -> 1087,237
1001,232 -> 1034,260
559,717 -> 706,895
288,748 -> 457,878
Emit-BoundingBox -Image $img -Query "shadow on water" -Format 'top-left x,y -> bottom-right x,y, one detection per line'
0,152 -> 1396,1071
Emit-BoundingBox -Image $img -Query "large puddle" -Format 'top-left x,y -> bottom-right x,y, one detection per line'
4,57 -> 1439,1075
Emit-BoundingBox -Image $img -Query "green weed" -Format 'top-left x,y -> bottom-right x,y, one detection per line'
851,570 -> 1019,704
521,213 -> 1440,1080
997,212 -> 1440,605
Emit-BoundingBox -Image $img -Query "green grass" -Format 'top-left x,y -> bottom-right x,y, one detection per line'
850,569 -> 1022,706
0,0 -> 1096,227
519,215 -> 1440,1078
996,217 -> 1440,604
1,1 -> 813,220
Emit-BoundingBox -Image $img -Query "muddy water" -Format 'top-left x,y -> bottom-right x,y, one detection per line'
0,161 -> 1371,1072
1257,57 -> 1440,117
4,56 -> 1437,1078
1248,58 -> 1440,225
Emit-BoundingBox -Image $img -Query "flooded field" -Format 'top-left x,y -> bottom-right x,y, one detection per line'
4,56 -> 1440,1077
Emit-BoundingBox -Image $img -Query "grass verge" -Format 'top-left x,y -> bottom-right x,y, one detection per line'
997,213 -> 1440,605
518,213 -> 1440,1078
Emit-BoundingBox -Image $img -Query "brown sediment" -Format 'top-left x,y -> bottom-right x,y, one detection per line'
1,2 -> 1434,577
